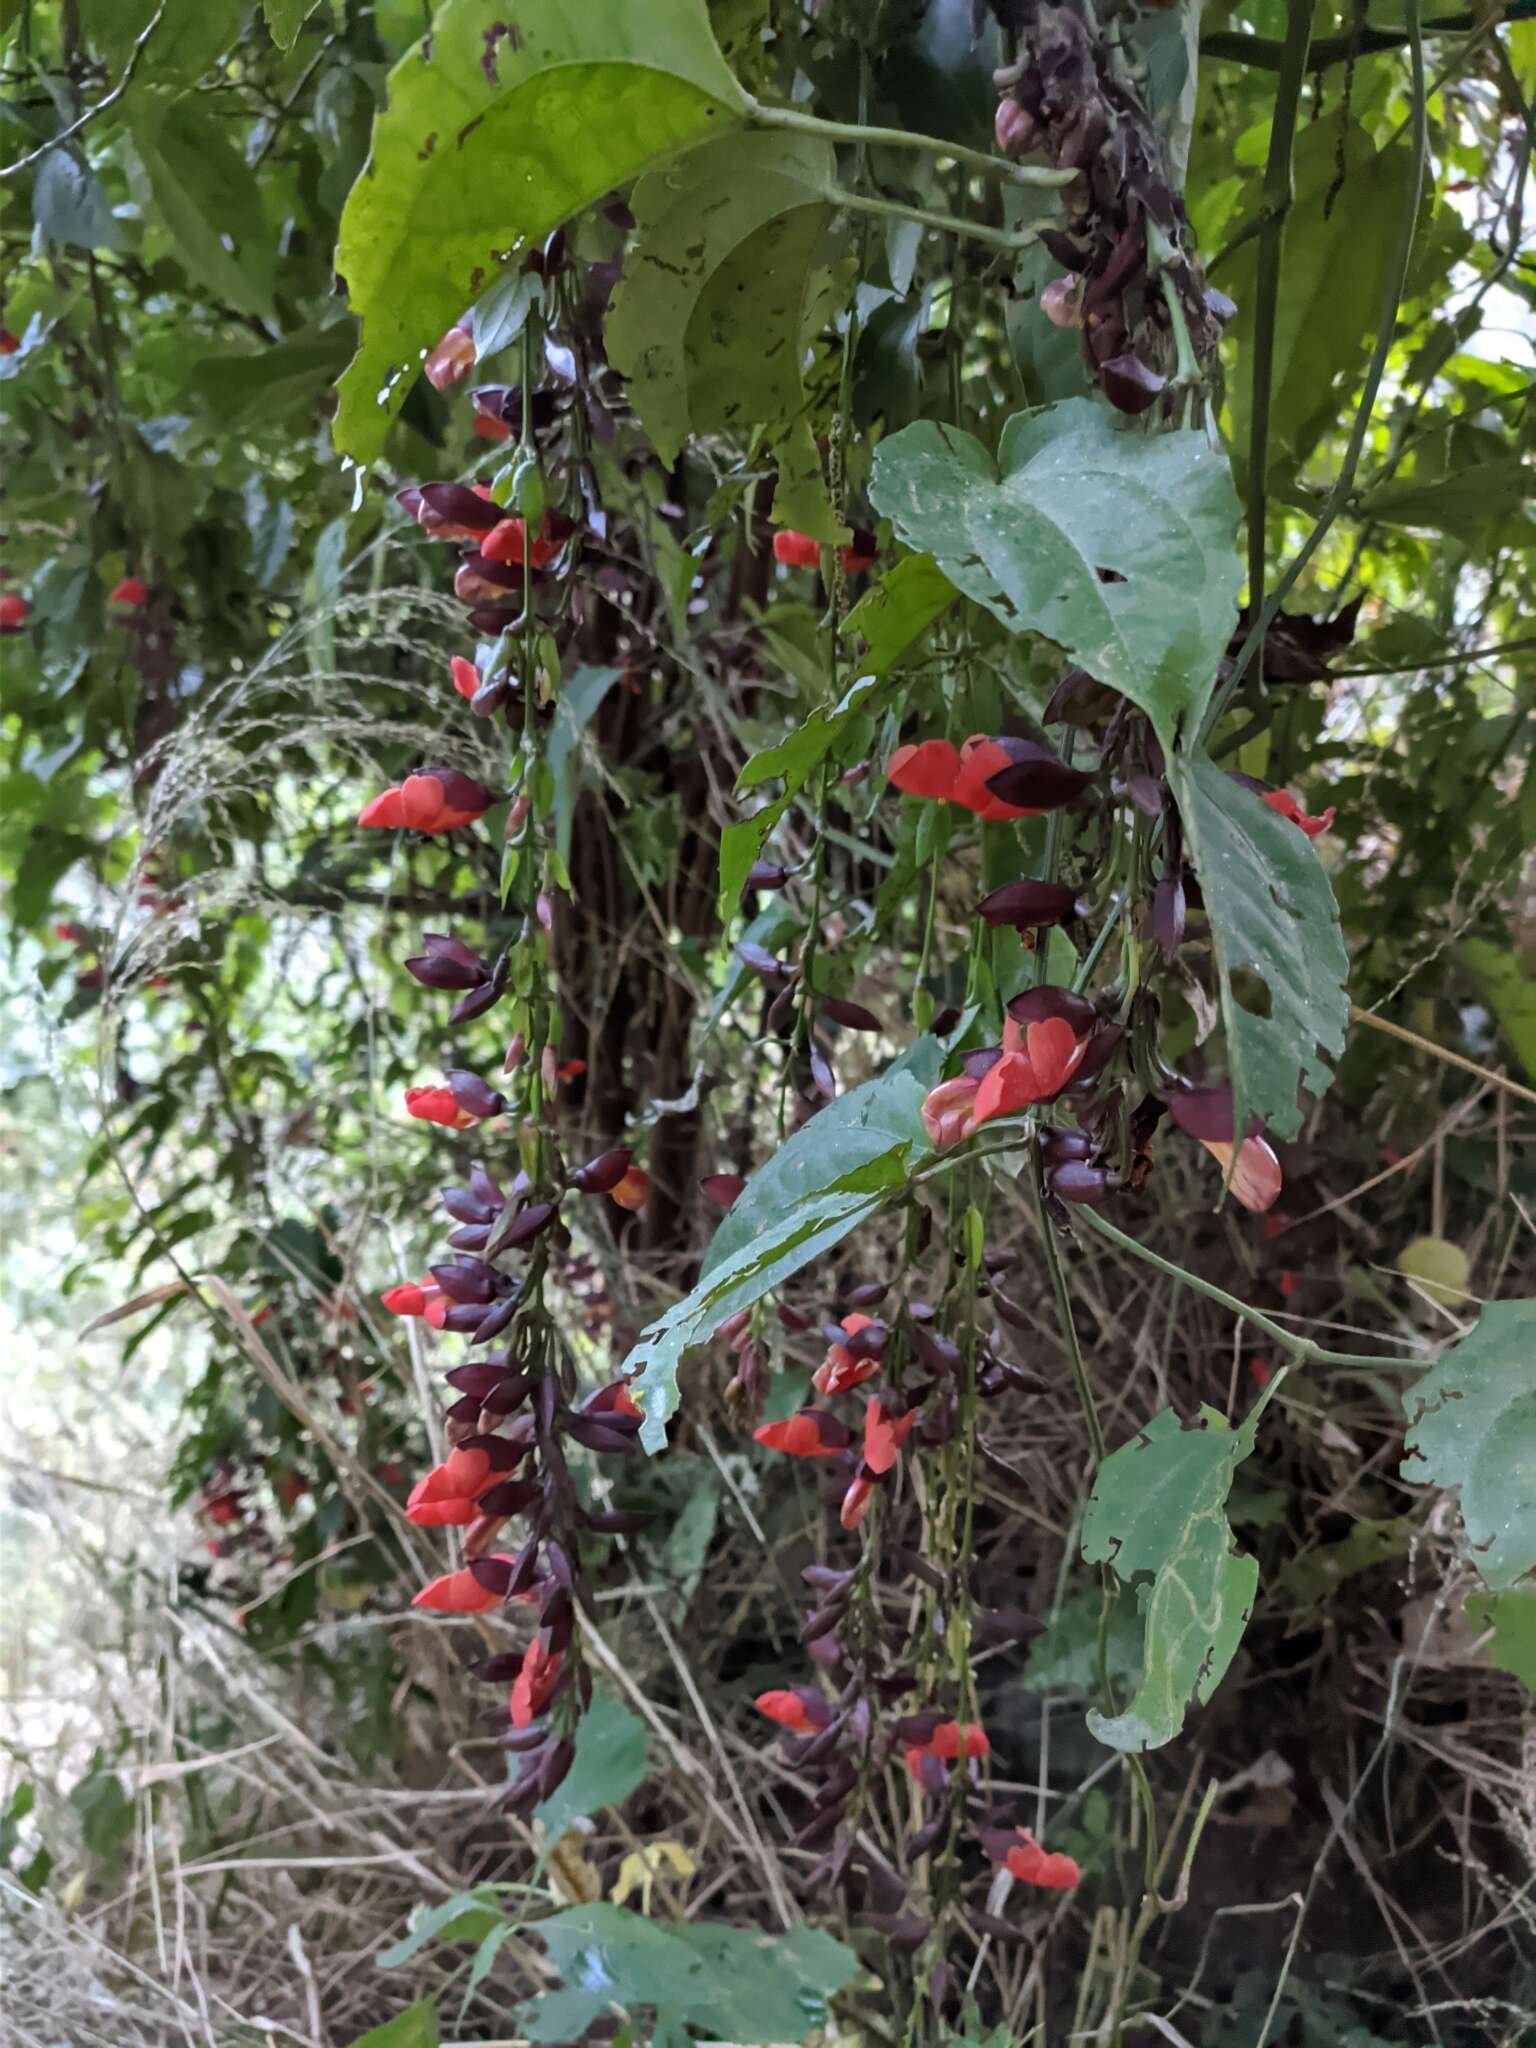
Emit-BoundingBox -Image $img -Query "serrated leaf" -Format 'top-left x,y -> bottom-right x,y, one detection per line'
333,0 -> 745,465
623,1040 -> 941,1448
1401,1297 -> 1536,1589
130,100 -> 276,319
608,130 -> 844,467
1170,748 -> 1349,1142
1081,1408 -> 1260,1752
869,400 -> 1242,747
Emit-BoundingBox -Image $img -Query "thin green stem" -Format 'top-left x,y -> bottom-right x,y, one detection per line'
1035,1185 -> 1108,1466
1077,1207 -> 1429,1371
744,92 -> 1079,188
823,182 -> 1046,253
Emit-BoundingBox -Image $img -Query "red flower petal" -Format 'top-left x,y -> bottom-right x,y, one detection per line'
772,530 -> 821,568
450,656 -> 480,699
888,739 -> 963,803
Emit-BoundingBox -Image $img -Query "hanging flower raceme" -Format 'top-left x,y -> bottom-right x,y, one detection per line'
900,1715 -> 990,1785
981,1826 -> 1082,1891
753,1409 -> 852,1459
887,735 -> 1094,821
399,481 -> 499,541
813,1312 -> 885,1396
405,1439 -> 526,1527
1167,1086 -> 1283,1213
358,767 -> 496,834
510,1637 -> 563,1727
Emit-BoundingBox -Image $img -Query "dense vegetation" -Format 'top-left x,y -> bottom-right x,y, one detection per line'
1,2 -> 1533,2045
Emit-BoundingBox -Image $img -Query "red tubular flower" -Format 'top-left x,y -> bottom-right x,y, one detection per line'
412,1558 -> 516,1612
0,594 -> 31,632
357,768 -> 495,833
1167,1088 -> 1283,1214
380,1277 -> 447,1319
839,1474 -> 877,1530
754,1687 -> 834,1735
840,530 -> 878,575
862,1396 -> 917,1476
109,576 -> 147,606
423,320 -> 475,391
509,1637 -> 562,1727
608,1165 -> 650,1211
813,1312 -> 882,1396
473,412 -> 512,442
405,1086 -> 478,1129
405,1442 -> 518,1527
482,517 -> 561,571
888,735 -> 1086,822
1261,788 -> 1335,838
772,529 -> 821,568
983,1826 -> 1081,1890
921,1074 -> 983,1150
450,655 -> 481,699
753,1409 -> 851,1458
971,1014 -> 1087,1127
905,1719 -> 989,1778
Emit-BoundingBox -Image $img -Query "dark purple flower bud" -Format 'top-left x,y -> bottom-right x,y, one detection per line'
747,862 -> 791,890
700,1172 -> 746,1206
820,996 -> 882,1032
1124,772 -> 1165,818
810,1046 -> 836,1101
443,1184 -> 496,1226
469,1163 -> 506,1209
564,1415 -> 638,1455
537,1738 -> 577,1801
795,1806 -> 845,1850
861,1912 -> 931,1950
891,1709 -> 949,1745
1048,1161 -> 1116,1204
424,768 -> 500,816
1039,1127 -> 1094,1165
405,932 -> 486,990
1167,1085 -> 1261,1144
439,1302 -> 490,1335
450,981 -> 505,1025
468,604 -> 522,634
476,1477 -> 541,1517
472,1652 -> 526,1683
470,1296 -> 518,1345
456,553 -> 524,596
1005,985 -> 1099,1037
468,1553 -> 516,1595
419,483 -> 500,531
736,940 -> 792,983
800,1602 -> 852,1644
448,1223 -> 492,1252
446,1069 -> 506,1120
840,1320 -> 887,1362
429,1259 -> 496,1303
767,984 -> 799,1037
846,1280 -> 887,1309
1067,1022 -> 1122,1089
582,1507 -> 653,1534
1101,353 -> 1166,414
445,1362 -> 513,1400
1151,873 -> 1186,958
910,1327 -> 961,1374
778,1303 -> 812,1331
572,1148 -> 631,1194
487,1201 -> 557,1256
470,678 -> 511,719
802,1564 -> 856,1593
985,739 -> 1097,811
480,1373 -> 534,1415
975,880 -> 1083,930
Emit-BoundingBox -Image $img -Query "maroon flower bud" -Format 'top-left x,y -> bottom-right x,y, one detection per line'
1151,873 -> 1186,958
736,940 -> 793,983
809,1046 -> 837,1100
1101,353 -> 1166,415
975,880 -> 1082,930
405,932 -> 486,990
700,1173 -> 746,1206
450,981 -> 505,1025
983,741 -> 1096,811
1039,1127 -> 1094,1165
1005,985 -> 1099,1037
572,1148 -> 632,1194
419,483 -> 499,532
487,1201 -> 557,1255
470,1297 -> 518,1345
1048,1161 -> 1116,1204
747,861 -> 791,889
820,995 -> 882,1032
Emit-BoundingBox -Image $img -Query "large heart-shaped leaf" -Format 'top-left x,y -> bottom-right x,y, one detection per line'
1170,748 -> 1349,1142
1402,1296 -> 1536,1589
869,398 -> 1242,747
333,0 -> 746,465
624,1040 -> 940,1448
607,130 -> 846,469
1081,1408 -> 1260,1753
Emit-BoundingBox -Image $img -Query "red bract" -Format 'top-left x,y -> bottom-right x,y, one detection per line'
921,1074 -> 983,1150
983,1826 -> 1081,1890
813,1313 -> 881,1396
862,1396 -> 917,1475
972,1014 -> 1087,1126
755,1687 -> 834,1735
753,1410 -> 851,1458
357,769 -> 495,833
109,576 -> 147,606
412,1558 -> 515,1612
509,1638 -> 562,1727
423,321 -> 475,391
608,1165 -> 650,1211
0,594 -> 30,631
905,1720 -> 989,1776
405,1443 -> 517,1527
1262,788 -> 1335,837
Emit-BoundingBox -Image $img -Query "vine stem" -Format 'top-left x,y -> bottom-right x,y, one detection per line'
744,92 -> 1080,188
1075,1206 -> 1430,1371
1203,0 -> 1428,741
822,182 -> 1046,253
1034,1183 -> 1108,1467
0,4 -> 164,179
1350,1003 -> 1536,1109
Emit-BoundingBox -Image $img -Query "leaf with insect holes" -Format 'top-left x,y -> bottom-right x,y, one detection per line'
869,399 -> 1242,748
622,1039 -> 941,1449
1401,1297 -> 1536,1589
1081,1407 -> 1260,1753
333,0 -> 746,464
608,129 -> 850,470
1170,748 -> 1348,1143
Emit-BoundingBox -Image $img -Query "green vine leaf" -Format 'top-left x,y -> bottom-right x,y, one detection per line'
1401,1296 -> 1536,1589
868,398 -> 1242,748
333,0 -> 746,465
624,1041 -> 940,1449
1464,1588 -> 1536,1691
1081,1408 -> 1260,1754
1170,748 -> 1349,1142
841,553 -> 958,677
607,129 -> 848,470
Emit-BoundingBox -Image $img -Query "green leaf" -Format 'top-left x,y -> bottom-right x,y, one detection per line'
1080,1407 -> 1260,1752
1169,748 -> 1349,1142
470,269 -> 543,358
187,326 -> 355,430
80,0 -> 241,85
1274,1517 -> 1413,1617
344,2002 -> 440,2048
533,1696 -> 649,1840
624,1039 -> 941,1448
130,100 -> 276,320
32,151 -> 122,251
841,553 -> 957,678
516,1904 -> 858,2045
1457,938 -> 1536,1084
548,665 -> 623,865
1224,124 -> 1419,478
869,400 -> 1242,748
1465,1588 -> 1536,1691
376,1890 -> 506,1968
1018,1585 -> 1142,1697
721,671 -> 883,918
607,130 -> 842,467
333,0 -> 746,465
1401,1297 -> 1536,1589
262,0 -> 320,49
1354,461 -> 1533,539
